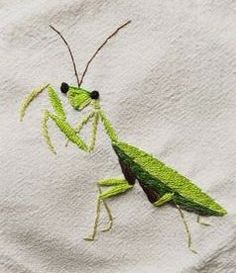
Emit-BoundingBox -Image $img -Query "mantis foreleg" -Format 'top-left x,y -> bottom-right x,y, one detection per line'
20,85 -> 99,153
65,111 -> 95,147
41,86 -> 89,152
42,110 -> 88,153
88,112 -> 99,152
65,111 -> 99,152
19,84 -> 49,121
41,110 -> 56,154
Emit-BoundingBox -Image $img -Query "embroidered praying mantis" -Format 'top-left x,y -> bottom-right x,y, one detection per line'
19,20 -> 227,253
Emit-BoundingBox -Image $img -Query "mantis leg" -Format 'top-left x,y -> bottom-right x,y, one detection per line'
19,84 -> 50,121
98,186 -> 113,232
98,179 -> 133,200
98,178 -> 133,233
20,85 -> 98,153
41,86 -> 101,153
175,203 -> 197,254
65,111 -> 95,147
153,192 -> 174,207
84,185 -> 112,241
152,193 -> 197,253
65,111 -> 99,152
41,110 -> 88,154
197,215 -> 211,226
84,178 -> 133,241
84,189 -> 102,241
88,112 -> 99,152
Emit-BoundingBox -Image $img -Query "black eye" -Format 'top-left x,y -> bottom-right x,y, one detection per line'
90,90 -> 99,100
60,82 -> 69,93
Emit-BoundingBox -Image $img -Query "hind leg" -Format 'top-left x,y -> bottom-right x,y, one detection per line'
153,193 -> 174,207
140,183 -> 197,254
84,188 -> 102,241
175,204 -> 197,254
84,178 -> 134,241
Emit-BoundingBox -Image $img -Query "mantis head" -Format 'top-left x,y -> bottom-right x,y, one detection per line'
47,21 -> 131,112
60,82 -> 100,111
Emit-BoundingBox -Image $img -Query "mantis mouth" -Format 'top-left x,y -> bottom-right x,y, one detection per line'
67,87 -> 92,111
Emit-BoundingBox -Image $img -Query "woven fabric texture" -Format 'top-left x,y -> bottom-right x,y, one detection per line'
1,1 -> 236,272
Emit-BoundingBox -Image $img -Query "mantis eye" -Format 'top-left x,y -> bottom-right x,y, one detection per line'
90,90 -> 99,100
60,82 -> 69,94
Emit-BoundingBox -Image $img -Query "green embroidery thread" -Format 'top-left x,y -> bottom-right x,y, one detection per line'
48,85 -> 66,120
19,84 -> 49,121
19,20 -> 227,253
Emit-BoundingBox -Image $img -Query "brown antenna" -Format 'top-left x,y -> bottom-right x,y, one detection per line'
79,20 -> 131,86
49,25 -> 80,87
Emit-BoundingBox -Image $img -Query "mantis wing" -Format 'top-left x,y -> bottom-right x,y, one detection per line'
113,141 -> 227,216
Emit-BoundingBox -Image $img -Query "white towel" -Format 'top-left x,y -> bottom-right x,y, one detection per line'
1,1 -> 235,272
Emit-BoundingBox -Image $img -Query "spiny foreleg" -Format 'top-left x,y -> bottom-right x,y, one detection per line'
65,111 -> 95,147
65,111 -> 99,152
40,85 -> 89,153
41,109 -> 88,154
19,84 -> 50,121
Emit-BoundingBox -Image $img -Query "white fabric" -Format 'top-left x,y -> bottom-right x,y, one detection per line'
1,1 -> 236,272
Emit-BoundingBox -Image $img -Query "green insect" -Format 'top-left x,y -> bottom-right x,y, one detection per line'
19,20 -> 227,253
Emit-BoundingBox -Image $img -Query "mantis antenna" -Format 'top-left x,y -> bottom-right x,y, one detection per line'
79,20 -> 131,86
49,25 -> 80,87
49,20 -> 131,87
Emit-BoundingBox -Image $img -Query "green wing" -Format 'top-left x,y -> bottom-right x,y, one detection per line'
113,141 -> 227,216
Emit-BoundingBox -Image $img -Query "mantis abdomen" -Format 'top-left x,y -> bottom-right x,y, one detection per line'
113,141 -> 227,216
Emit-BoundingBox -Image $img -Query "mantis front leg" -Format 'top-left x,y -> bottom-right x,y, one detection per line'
41,86 -> 100,154
65,111 -> 97,150
20,84 -> 90,154
42,109 -> 89,154
40,86 -> 87,153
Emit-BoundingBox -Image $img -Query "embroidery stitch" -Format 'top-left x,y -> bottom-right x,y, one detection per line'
19,84 -> 49,121
19,20 -> 227,253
